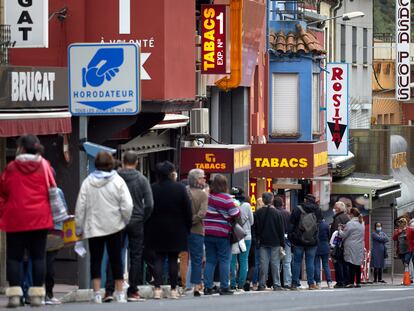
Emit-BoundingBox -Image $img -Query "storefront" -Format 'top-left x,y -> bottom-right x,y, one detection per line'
250,141 -> 329,211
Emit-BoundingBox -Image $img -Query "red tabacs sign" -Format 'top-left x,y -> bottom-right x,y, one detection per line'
250,142 -> 328,178
201,5 -> 226,74
181,145 -> 251,174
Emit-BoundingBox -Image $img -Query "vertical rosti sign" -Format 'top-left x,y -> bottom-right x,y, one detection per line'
326,63 -> 348,156
396,0 -> 411,101
201,5 -> 226,74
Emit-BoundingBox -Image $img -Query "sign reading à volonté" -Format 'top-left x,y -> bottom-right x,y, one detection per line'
396,0 -> 411,101
326,63 -> 349,156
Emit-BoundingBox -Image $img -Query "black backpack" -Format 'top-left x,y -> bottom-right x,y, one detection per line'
297,205 -> 318,246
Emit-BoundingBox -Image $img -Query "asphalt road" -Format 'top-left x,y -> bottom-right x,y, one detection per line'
2,285 -> 414,310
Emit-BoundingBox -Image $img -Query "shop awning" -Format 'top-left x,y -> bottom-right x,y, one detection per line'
0,112 -> 72,137
150,114 -> 189,130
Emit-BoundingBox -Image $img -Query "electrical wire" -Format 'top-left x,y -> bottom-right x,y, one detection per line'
372,64 -> 388,91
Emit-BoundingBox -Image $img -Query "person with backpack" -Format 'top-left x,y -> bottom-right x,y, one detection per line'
289,194 -> 322,290
255,192 -> 285,291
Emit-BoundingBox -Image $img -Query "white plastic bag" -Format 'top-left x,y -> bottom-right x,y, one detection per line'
231,239 -> 247,254
74,241 -> 87,258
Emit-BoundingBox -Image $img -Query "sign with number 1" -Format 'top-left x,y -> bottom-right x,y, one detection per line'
201,5 -> 226,74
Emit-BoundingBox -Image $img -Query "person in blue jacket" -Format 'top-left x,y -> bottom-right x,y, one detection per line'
314,218 -> 332,288
371,222 -> 389,283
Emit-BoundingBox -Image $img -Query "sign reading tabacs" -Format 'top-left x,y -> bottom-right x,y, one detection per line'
201,5 -> 226,74
181,145 -> 251,174
250,142 -> 328,178
326,63 -> 349,156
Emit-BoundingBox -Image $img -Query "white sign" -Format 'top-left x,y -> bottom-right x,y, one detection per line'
5,0 -> 48,48
326,63 -> 348,156
396,0 -> 411,101
68,43 -> 140,116
11,71 -> 55,101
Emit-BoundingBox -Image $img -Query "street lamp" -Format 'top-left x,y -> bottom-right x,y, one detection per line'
307,11 -> 365,25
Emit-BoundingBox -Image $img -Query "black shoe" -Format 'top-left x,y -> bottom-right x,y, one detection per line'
378,280 -> 386,283
256,286 -> 266,291
283,286 -> 292,290
194,290 -> 201,297
243,283 -> 250,292
273,286 -> 283,291
219,288 -> 234,295
204,288 -> 214,296
103,292 -> 114,303
334,284 -> 344,288
230,285 -> 237,290
345,284 -> 354,288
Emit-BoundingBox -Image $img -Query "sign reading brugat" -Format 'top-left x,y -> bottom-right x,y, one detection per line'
201,5 -> 226,74
396,0 -> 411,101
326,63 -> 348,156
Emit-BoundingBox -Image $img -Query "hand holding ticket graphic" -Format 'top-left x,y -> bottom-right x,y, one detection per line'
82,48 -> 124,87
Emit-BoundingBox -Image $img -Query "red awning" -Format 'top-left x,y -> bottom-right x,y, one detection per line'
0,112 -> 72,137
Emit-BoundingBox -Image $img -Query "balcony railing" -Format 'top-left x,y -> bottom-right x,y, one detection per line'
0,25 -> 14,65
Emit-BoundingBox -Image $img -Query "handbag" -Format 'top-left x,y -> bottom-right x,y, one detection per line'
42,160 -> 69,223
213,204 -> 247,243
46,229 -> 65,252
384,245 -> 389,259
330,244 -> 344,260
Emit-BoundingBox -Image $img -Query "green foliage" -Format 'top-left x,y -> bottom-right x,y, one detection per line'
373,0 -> 413,38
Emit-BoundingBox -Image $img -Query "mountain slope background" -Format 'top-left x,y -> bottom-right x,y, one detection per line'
373,0 -> 413,38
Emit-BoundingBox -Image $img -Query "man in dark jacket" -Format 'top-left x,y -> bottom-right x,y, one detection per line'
274,196 -> 292,288
105,151 -> 154,302
330,201 -> 350,288
289,194 -> 322,290
255,192 -> 285,291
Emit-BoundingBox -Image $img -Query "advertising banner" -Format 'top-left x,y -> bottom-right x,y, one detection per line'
326,63 -> 349,156
201,4 -> 226,74
5,0 -> 48,48
396,0 -> 411,101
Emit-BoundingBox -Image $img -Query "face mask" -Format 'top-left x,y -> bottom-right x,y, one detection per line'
376,227 -> 382,232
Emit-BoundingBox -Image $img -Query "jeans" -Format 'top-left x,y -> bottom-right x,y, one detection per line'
333,258 -> 348,286
292,245 -> 317,286
7,230 -> 48,287
282,244 -> 292,287
259,246 -> 282,288
231,240 -> 252,287
314,254 -> 332,284
188,233 -> 204,285
253,246 -> 260,284
204,235 -> 231,289
399,252 -> 413,266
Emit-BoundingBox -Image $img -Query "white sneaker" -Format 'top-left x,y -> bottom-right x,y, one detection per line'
114,291 -> 127,303
153,288 -> 162,299
45,297 -> 61,305
327,282 -> 333,289
170,289 -> 178,299
94,292 -> 102,304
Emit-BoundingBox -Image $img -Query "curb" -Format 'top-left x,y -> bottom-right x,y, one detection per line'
60,285 -> 173,303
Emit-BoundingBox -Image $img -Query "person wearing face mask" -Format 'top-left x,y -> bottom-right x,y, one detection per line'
371,222 -> 389,283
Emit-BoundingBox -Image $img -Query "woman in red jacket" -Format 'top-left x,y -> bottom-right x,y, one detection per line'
0,135 -> 54,307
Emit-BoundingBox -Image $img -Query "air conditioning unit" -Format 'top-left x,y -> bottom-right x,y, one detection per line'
190,108 -> 209,136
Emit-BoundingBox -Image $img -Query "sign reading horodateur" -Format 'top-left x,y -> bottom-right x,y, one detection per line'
396,0 -> 411,101
326,63 -> 348,156
201,4 -> 226,74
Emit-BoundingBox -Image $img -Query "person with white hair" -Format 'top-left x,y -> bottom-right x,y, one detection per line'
330,201 -> 350,288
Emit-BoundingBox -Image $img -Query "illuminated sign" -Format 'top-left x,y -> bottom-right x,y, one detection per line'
250,142 -> 328,178
201,5 -> 226,74
326,63 -> 349,156
396,0 -> 411,101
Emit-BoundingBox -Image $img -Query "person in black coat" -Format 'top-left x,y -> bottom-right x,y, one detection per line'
314,219 -> 332,288
145,161 -> 192,299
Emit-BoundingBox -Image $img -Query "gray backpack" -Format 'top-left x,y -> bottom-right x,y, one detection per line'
297,205 -> 318,245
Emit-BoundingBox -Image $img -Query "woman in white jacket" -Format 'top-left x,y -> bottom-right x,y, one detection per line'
75,151 -> 133,303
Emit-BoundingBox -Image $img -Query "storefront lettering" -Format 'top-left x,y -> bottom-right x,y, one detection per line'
234,149 -> 251,170
195,152 -> 226,170
396,0 -> 411,100
253,157 -> 308,168
330,67 -> 344,144
16,0 -> 34,41
11,71 -> 55,102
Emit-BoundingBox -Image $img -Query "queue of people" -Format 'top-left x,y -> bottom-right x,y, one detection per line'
2,134 -> 414,307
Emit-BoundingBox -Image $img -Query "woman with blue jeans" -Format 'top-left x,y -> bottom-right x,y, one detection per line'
203,174 -> 240,295
186,169 -> 208,297
314,219 -> 332,288
230,187 -> 254,290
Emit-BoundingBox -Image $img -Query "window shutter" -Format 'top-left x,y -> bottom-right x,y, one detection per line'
271,73 -> 299,135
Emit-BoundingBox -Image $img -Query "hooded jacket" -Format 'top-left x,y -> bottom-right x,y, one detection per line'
118,168 -> 154,225
289,201 -> 322,247
0,154 -> 54,232
75,170 -> 133,239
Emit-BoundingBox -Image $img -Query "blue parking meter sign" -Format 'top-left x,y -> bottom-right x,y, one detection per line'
68,43 -> 140,116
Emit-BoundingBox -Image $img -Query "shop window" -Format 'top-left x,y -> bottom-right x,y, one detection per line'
377,114 -> 383,124
363,28 -> 368,64
312,73 -> 320,134
271,73 -> 299,135
384,114 -> 389,124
